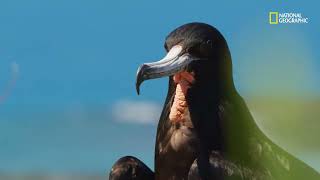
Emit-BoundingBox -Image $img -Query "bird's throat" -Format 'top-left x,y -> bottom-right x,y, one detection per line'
169,72 -> 194,123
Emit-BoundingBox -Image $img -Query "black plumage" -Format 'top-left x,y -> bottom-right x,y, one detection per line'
109,22 -> 320,180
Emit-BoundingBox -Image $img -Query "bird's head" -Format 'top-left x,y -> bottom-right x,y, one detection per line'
136,22 -> 233,95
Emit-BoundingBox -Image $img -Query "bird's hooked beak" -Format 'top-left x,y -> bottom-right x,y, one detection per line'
136,45 -> 200,95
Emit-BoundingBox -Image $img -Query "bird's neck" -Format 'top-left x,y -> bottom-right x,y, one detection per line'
185,82 -> 227,151
185,55 -> 238,152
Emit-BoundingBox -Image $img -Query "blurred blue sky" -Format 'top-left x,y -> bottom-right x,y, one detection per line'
0,0 -> 319,175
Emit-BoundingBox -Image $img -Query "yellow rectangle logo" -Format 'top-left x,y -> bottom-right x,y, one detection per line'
269,12 -> 279,24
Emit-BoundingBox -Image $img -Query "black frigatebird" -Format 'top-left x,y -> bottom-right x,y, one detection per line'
109,22 -> 320,180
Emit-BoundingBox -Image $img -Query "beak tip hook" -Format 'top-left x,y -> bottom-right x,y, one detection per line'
136,64 -> 145,95
136,84 -> 140,95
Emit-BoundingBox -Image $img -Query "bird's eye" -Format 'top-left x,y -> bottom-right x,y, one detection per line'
206,40 -> 213,47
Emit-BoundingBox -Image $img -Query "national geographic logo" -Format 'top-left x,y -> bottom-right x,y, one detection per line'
269,12 -> 309,25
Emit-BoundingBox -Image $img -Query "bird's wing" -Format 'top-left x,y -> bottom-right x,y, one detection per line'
223,95 -> 320,180
187,151 -> 271,180
250,136 -> 320,180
